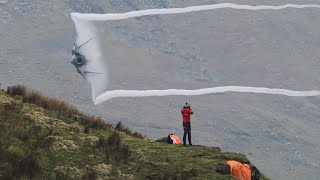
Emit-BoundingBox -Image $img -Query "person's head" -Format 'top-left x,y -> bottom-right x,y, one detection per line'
184,102 -> 191,109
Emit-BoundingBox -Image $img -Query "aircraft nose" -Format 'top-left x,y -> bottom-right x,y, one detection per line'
71,58 -> 76,65
71,55 -> 76,63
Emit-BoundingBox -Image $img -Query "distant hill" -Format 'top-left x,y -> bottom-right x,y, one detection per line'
0,85 -> 269,179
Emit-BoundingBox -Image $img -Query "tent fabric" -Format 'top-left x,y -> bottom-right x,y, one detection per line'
169,134 -> 181,144
226,160 -> 251,180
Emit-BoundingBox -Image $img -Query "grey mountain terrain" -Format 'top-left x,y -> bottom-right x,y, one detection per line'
1,0 -> 320,179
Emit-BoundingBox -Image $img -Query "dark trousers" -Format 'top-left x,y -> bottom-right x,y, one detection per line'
183,122 -> 192,145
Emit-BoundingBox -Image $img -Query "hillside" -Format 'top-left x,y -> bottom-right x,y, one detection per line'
0,85 -> 269,179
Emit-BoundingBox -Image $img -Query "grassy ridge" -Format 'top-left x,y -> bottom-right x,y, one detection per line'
0,85 -> 269,179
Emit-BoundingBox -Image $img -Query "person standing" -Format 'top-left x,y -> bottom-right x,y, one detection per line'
181,102 -> 193,146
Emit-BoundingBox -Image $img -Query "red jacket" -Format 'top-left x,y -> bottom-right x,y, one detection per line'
181,108 -> 193,123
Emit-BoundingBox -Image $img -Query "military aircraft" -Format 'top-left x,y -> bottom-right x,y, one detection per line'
71,37 -> 103,78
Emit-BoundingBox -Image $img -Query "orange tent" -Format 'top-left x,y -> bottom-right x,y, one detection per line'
226,160 -> 251,180
169,134 -> 181,144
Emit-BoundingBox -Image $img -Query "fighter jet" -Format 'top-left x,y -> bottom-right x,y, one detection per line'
71,37 -> 103,78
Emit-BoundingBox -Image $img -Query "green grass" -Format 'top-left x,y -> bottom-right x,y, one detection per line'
0,86 -> 270,179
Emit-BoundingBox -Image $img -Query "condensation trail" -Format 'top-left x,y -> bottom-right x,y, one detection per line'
71,3 -> 320,21
94,87 -> 320,104
70,3 -> 320,104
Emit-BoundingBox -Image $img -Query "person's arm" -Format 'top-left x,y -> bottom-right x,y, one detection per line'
188,108 -> 193,115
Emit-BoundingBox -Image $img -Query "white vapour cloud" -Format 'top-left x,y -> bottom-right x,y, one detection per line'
70,3 -> 320,104
94,87 -> 320,105
71,17 -> 108,100
71,3 -> 320,21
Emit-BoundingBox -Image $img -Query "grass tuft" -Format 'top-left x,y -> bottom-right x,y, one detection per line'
17,155 -> 41,178
215,162 -> 231,174
82,166 -> 97,180
145,168 -> 197,180
115,121 -> 145,139
6,85 -> 109,129
96,135 -> 107,148
107,132 -> 121,147
6,85 -> 27,97
106,132 -> 131,163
